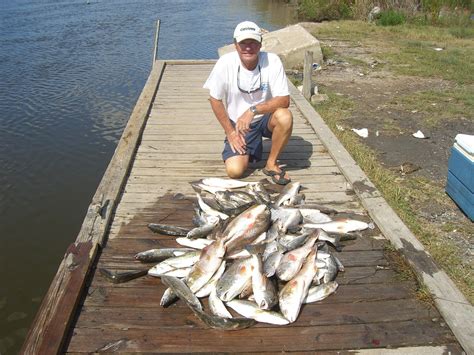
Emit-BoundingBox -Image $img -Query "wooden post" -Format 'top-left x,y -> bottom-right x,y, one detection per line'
303,50 -> 313,100
152,19 -> 161,67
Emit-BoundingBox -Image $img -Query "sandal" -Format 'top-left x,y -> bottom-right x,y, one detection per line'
262,167 -> 291,185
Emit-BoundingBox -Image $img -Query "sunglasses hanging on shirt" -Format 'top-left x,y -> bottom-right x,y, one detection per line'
237,65 -> 261,94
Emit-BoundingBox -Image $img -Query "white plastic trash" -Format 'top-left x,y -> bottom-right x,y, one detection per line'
412,130 -> 428,139
352,128 -> 368,138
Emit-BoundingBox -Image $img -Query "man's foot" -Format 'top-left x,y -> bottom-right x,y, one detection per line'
262,166 -> 291,185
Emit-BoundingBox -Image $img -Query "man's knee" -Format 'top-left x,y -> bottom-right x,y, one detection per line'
226,164 -> 245,179
225,157 -> 248,179
272,108 -> 293,132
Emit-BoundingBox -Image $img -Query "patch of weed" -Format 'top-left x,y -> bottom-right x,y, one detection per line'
384,244 -> 435,306
449,26 -> 474,39
388,86 -> 474,126
376,10 -> 407,26
321,45 -> 336,61
310,21 -> 474,85
311,20 -> 375,42
299,0 -> 352,21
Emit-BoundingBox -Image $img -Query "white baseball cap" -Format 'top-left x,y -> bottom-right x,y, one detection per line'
233,21 -> 262,43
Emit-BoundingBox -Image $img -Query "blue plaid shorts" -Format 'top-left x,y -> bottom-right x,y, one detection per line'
222,114 -> 272,162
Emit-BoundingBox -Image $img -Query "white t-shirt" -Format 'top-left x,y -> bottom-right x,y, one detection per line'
203,51 -> 289,123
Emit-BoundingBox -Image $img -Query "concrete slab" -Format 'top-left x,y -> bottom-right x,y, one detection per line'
218,24 -> 323,69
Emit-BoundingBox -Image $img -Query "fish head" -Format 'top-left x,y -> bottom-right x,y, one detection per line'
216,286 -> 239,302
215,281 -> 228,300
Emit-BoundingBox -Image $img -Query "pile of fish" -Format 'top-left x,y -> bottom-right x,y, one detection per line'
133,178 -> 371,329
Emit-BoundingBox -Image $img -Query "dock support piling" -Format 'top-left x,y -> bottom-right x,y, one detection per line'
303,50 -> 313,100
153,19 -> 161,67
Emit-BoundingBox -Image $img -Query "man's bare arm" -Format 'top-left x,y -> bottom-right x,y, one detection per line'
236,95 -> 290,134
253,95 -> 290,115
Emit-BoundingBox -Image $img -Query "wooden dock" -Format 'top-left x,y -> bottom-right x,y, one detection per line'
22,61 -> 472,354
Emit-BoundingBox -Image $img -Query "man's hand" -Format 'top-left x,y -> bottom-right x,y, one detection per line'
227,130 -> 246,154
235,109 -> 254,135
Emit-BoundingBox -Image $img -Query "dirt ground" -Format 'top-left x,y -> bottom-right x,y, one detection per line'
296,22 -> 473,293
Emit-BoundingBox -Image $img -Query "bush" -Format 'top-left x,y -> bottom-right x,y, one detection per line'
422,0 -> 444,23
351,0 -> 376,21
299,0 -> 353,21
376,9 -> 407,25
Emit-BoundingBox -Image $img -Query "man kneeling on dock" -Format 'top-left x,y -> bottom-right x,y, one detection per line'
203,21 -> 293,185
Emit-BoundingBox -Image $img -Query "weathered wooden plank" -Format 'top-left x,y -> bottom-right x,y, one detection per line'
124,175 -> 348,187
122,181 -> 350,194
132,150 -> 321,158
140,135 -> 322,145
73,298 -> 439,331
137,143 -> 323,154
140,134 -> 322,143
144,125 -> 316,135
120,183 -> 352,196
66,319 -> 455,353
131,155 -> 328,163
82,281 -> 411,310
142,128 -> 316,137
127,158 -> 329,169
21,242 -> 98,354
125,168 -> 344,181
117,191 -> 357,205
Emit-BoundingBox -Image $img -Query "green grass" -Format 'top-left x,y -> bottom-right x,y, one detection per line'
312,20 -> 474,85
384,244 -> 436,305
376,10 -> 406,26
298,0 -> 352,21
388,86 -> 474,126
449,26 -> 474,39
321,45 -> 336,61
381,41 -> 474,84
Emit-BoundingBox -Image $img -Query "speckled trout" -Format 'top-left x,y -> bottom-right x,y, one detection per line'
276,229 -> 320,281
303,281 -> 338,303
273,182 -> 301,207
215,257 -> 254,302
279,249 -> 318,323
226,300 -> 289,325
251,253 -> 278,310
161,275 -> 256,330
186,237 -> 226,293
223,204 -> 271,253
304,218 -> 370,234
